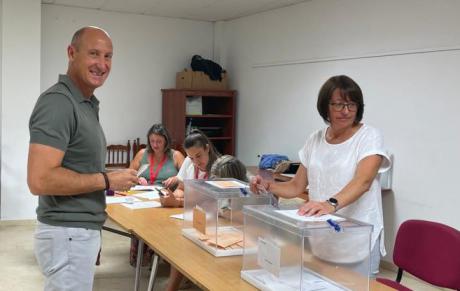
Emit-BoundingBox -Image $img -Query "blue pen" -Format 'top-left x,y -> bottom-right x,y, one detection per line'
326,219 -> 341,232
239,188 -> 248,195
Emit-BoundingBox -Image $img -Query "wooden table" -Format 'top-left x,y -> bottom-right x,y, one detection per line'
106,203 -> 395,291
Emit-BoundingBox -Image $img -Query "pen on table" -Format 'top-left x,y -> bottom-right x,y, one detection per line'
326,218 -> 341,232
155,187 -> 167,197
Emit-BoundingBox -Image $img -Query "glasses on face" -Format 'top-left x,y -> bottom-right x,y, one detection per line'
329,102 -> 358,112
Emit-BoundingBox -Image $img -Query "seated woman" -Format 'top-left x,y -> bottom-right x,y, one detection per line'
128,123 -> 184,267
210,154 -> 248,182
164,154 -> 248,291
130,123 -> 184,186
160,129 -> 220,207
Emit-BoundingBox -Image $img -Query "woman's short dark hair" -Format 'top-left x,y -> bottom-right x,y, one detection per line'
146,124 -> 172,156
317,75 -> 364,124
184,129 -> 220,172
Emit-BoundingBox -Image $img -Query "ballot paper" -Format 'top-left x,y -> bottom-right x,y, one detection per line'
106,196 -> 141,204
121,201 -> 162,209
137,164 -> 149,177
131,185 -> 158,191
241,267 -> 348,291
170,213 -> 184,220
205,180 -> 247,189
275,210 -> 345,222
133,191 -> 160,200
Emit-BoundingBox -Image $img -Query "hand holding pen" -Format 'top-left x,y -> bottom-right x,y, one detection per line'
136,164 -> 150,185
249,175 -> 271,194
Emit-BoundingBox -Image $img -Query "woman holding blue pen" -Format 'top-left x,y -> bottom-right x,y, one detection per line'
250,75 -> 391,276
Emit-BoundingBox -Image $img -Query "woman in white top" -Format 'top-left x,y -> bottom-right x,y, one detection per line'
160,129 -> 220,208
250,75 -> 391,276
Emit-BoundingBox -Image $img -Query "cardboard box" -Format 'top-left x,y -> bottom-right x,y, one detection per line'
176,69 -> 193,88
176,69 -> 228,90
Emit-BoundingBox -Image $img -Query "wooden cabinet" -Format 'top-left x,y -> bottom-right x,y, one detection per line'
162,89 -> 236,155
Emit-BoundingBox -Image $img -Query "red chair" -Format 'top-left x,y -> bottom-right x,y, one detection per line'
377,219 -> 460,291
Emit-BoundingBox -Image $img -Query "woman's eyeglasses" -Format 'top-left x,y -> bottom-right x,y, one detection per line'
329,102 -> 358,112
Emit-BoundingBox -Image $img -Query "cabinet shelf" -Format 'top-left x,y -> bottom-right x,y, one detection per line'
186,114 -> 232,118
209,137 -> 232,140
162,89 -> 236,155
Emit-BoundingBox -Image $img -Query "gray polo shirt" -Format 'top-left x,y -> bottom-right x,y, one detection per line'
29,74 -> 107,230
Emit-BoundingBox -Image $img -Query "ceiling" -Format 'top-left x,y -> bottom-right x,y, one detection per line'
41,0 -> 310,22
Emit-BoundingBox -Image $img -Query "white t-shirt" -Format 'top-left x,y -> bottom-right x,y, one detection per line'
299,124 -> 391,256
177,157 -> 208,181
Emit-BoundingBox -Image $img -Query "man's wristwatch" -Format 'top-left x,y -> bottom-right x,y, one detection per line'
326,197 -> 339,211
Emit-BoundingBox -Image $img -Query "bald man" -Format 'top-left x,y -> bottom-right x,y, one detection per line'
28,26 -> 138,291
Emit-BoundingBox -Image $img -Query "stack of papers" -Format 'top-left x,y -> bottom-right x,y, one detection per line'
133,191 -> 160,200
275,210 -> 345,222
131,185 -> 158,191
121,201 -> 162,209
107,185 -> 162,208
106,196 -> 141,204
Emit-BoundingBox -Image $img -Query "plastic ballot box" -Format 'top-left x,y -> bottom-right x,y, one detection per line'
182,179 -> 272,256
241,204 -> 373,291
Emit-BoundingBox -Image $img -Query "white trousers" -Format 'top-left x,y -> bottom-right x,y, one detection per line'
34,222 -> 101,291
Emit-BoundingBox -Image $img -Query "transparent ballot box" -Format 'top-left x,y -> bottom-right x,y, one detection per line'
182,179 -> 271,257
241,205 -> 373,291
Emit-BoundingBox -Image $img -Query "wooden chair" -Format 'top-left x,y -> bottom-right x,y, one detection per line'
106,141 -> 131,168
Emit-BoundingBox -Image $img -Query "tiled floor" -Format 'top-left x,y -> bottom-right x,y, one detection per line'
0,220 -> 448,291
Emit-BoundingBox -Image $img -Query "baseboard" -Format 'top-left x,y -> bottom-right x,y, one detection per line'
0,219 -> 37,226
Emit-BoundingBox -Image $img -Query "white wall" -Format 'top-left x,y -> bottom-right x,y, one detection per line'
0,4 -> 213,220
42,5 -> 213,145
1,0 -> 41,219
221,0 -> 460,263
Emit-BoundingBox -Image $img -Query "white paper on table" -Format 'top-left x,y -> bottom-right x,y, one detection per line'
131,185 -> 159,191
133,191 -> 160,200
121,201 -> 162,209
106,196 -> 141,204
170,213 -> 184,220
275,210 -> 345,222
257,237 -> 281,277
205,180 -> 247,189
